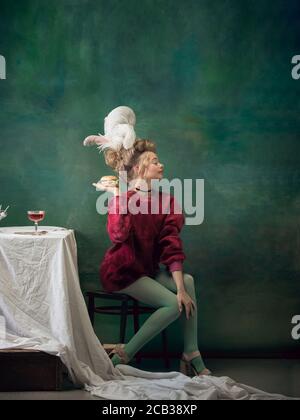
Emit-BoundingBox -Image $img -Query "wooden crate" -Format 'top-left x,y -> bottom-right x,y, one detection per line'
0,349 -> 64,392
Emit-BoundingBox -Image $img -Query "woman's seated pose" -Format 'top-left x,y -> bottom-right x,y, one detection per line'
85,106 -> 211,376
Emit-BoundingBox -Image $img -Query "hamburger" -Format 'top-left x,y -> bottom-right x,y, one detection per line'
93,175 -> 119,189
99,175 -> 119,186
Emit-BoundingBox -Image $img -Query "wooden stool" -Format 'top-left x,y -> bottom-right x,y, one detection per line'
86,290 -> 170,369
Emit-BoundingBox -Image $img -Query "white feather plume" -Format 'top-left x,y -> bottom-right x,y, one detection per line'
83,106 -> 137,153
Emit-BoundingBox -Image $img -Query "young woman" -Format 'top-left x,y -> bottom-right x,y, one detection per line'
95,139 -> 211,377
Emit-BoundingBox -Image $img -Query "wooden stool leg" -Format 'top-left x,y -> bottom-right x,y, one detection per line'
133,300 -> 142,366
162,329 -> 170,369
120,300 -> 128,344
87,294 -> 95,326
133,300 -> 140,333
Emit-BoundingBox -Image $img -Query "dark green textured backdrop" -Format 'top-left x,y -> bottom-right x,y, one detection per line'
0,0 -> 299,354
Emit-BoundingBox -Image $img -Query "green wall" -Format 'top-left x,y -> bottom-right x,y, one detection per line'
0,0 -> 299,354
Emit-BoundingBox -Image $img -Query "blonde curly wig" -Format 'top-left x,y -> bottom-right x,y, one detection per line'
104,139 -> 157,183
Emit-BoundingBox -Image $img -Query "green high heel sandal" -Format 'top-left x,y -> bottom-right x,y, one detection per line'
179,350 -> 212,377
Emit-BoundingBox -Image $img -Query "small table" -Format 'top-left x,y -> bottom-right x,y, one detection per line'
0,226 -> 77,389
0,225 -> 119,387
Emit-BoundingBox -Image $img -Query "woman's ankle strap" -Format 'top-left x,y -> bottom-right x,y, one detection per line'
182,350 -> 201,362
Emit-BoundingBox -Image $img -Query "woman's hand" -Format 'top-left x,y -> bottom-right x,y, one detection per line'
177,290 -> 196,320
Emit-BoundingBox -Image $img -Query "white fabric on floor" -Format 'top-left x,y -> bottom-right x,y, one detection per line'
0,226 -> 294,400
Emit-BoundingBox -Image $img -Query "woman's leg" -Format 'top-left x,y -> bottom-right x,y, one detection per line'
155,269 -> 207,373
110,275 -> 181,366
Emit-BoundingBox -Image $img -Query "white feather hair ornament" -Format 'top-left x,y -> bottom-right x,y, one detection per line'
83,106 -> 137,153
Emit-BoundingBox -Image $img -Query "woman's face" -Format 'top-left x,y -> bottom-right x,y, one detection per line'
143,152 -> 164,180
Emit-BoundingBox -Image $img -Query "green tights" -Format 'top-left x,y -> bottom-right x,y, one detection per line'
110,269 -> 206,373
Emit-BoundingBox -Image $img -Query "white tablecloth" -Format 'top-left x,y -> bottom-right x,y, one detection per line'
0,226 -> 293,400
